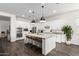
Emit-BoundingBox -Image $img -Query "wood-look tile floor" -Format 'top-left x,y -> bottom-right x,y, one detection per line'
0,39 -> 79,56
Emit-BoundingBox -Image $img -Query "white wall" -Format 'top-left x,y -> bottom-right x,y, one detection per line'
10,16 -> 16,42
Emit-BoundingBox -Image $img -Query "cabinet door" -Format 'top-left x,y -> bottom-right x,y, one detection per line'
56,34 -> 62,43
56,34 -> 66,43
61,34 -> 66,42
42,36 -> 56,55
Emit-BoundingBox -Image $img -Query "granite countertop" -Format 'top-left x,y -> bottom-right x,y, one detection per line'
25,30 -> 64,39
43,31 -> 64,34
45,32 -> 64,34
25,33 -> 54,39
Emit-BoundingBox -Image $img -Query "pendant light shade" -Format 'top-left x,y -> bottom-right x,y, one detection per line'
40,16 -> 45,20
31,20 -> 36,23
40,16 -> 46,22
30,10 -> 36,23
40,5 -> 46,22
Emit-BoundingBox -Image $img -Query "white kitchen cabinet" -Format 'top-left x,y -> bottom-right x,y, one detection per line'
42,36 -> 56,55
56,34 -> 66,43
56,34 -> 61,43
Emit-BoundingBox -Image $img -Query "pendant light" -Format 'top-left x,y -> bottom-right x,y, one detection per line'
40,5 -> 46,22
31,11 -> 36,23
31,20 -> 36,23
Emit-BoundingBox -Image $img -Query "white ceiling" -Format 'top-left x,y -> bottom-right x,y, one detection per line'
0,3 -> 79,21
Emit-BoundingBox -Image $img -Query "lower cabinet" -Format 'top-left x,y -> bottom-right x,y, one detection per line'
56,34 -> 66,43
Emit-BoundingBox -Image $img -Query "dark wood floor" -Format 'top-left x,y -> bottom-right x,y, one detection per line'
0,38 -> 79,56
0,37 -> 8,56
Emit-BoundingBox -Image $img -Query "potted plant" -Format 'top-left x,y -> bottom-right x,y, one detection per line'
62,25 -> 73,45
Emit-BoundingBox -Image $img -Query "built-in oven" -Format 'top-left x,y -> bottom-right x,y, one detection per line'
16,27 -> 22,38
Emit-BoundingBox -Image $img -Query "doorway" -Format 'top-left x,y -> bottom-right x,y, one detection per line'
0,15 -> 10,55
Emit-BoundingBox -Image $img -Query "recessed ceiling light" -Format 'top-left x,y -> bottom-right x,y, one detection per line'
29,10 -> 32,13
53,10 -> 56,13
22,14 -> 25,17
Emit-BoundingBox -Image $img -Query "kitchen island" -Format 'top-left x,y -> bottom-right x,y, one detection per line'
24,33 -> 56,55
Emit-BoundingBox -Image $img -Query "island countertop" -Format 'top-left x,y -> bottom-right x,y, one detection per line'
25,33 -> 55,39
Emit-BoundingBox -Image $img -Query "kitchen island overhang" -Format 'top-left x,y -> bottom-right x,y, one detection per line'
24,33 -> 56,55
